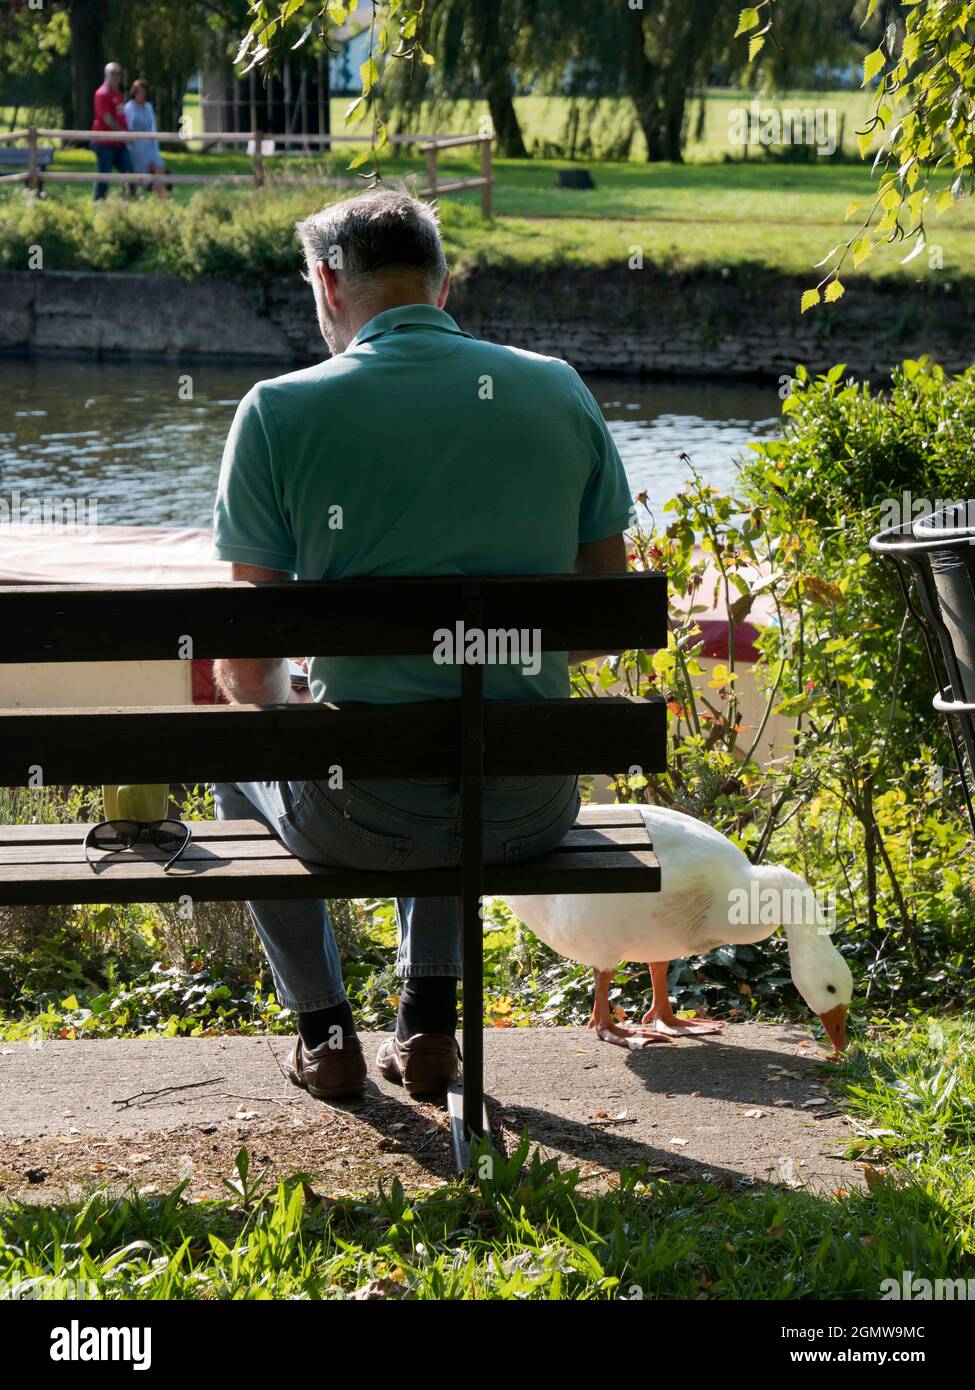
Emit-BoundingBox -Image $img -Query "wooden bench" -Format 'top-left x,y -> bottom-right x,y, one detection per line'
0,572 -> 667,1169
0,146 -> 55,175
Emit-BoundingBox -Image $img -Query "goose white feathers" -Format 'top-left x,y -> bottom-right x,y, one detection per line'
505,804 -> 852,1052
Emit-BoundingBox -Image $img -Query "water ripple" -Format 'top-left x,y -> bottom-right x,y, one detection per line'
0,359 -> 782,527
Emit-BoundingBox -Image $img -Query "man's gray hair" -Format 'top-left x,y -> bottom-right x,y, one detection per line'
295,189 -> 448,294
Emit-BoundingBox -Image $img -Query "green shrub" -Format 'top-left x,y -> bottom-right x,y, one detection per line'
0,185 -> 488,281
0,194 -> 92,271
595,358 -> 975,1014
747,358 -> 975,522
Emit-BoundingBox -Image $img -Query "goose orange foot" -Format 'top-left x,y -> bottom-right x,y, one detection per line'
641,961 -> 726,1036
589,969 -> 676,1049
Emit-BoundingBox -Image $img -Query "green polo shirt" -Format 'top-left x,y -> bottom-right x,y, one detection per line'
212,304 -> 633,704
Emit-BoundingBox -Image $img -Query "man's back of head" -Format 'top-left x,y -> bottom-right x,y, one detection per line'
296,190 -> 450,353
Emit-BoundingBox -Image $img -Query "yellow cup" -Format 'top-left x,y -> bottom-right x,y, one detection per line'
102,784 -> 170,822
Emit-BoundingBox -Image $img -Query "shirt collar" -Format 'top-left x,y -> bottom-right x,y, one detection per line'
348,303 -> 471,350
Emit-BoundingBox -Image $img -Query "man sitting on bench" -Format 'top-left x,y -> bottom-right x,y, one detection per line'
211,189 -> 632,1102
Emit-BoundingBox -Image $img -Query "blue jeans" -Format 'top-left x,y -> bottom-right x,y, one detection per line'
213,774 -> 580,1013
93,142 -> 133,200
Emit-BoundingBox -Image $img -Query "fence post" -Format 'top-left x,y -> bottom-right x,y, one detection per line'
252,130 -> 264,188
27,125 -> 39,193
425,141 -> 438,198
480,134 -> 492,219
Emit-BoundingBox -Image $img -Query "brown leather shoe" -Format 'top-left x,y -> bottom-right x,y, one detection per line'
376,1032 -> 461,1097
287,1035 -> 367,1100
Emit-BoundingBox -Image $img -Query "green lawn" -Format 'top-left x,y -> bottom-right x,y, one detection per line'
3,151 -> 970,281
4,89 -> 878,162
4,85 -> 967,281
5,127 -> 968,282
1,1015 -> 970,1300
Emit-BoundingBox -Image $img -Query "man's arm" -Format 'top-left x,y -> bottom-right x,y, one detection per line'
214,562 -> 295,705
568,532 -> 628,664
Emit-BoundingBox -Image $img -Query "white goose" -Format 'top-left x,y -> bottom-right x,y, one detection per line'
506,804 -> 852,1052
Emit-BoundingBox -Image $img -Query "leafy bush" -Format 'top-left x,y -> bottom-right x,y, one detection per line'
577,357 -> 975,1018
0,185 -> 488,281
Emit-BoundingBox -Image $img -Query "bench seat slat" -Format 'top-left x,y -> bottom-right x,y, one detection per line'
574,806 -> 645,827
0,820 -> 276,846
0,839 -> 302,865
0,826 -> 651,864
488,849 -> 659,895
0,810 -> 660,903
0,852 -> 660,905
0,858 -> 469,904
0,804 -> 648,845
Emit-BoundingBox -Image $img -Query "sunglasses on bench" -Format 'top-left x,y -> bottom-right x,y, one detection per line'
84,818 -> 191,872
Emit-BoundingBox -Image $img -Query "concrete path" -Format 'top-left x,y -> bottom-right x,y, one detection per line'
0,1024 -> 860,1202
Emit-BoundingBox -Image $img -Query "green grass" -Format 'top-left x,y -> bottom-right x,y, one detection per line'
2,89 -> 877,162
4,85 -> 970,282
506,88 -> 878,163
1,1016 -> 971,1300
3,158 -> 971,282
841,1015 -> 975,1170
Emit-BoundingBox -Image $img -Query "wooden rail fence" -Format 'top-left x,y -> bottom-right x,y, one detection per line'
0,127 -> 494,216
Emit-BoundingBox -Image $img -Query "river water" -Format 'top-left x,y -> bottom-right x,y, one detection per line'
0,357 -> 782,529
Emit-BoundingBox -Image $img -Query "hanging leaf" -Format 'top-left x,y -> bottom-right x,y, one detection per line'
936,188 -> 955,214
344,93 -> 366,125
360,56 -> 380,93
734,7 -> 761,37
852,236 -> 873,268
863,48 -> 886,86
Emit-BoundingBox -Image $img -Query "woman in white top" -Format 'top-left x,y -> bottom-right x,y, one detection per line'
123,79 -> 166,197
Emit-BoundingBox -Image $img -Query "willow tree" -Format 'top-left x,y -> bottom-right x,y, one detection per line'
568,0 -> 856,163
379,0 -> 534,157
626,0 -> 725,162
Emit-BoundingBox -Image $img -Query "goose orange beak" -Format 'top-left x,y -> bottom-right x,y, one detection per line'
818,1003 -> 847,1052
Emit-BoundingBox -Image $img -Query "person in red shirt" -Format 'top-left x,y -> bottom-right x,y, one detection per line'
91,62 -> 133,201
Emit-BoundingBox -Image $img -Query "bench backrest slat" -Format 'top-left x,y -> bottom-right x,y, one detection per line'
0,148 -> 54,166
3,573 -> 667,661
0,697 -> 666,786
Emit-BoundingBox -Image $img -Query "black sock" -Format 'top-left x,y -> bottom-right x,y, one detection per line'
395,976 -> 458,1041
297,999 -> 355,1051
